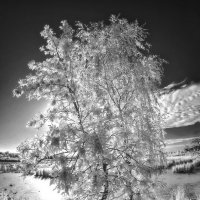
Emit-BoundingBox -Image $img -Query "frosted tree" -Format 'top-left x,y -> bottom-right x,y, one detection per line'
14,16 -> 166,200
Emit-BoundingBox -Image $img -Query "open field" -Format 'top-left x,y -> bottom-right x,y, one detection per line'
1,171 -> 200,200
1,167 -> 200,200
1,152 -> 200,200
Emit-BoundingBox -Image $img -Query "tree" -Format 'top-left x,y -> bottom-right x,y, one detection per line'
185,137 -> 200,153
14,15 -> 166,200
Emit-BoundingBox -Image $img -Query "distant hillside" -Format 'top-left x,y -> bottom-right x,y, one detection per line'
0,151 -> 20,162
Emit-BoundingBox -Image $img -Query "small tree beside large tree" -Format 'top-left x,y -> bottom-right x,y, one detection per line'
14,15 -> 166,200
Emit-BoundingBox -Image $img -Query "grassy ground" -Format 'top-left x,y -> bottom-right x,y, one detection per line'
0,173 -> 66,200
157,170 -> 200,199
1,171 -> 200,200
1,156 -> 200,200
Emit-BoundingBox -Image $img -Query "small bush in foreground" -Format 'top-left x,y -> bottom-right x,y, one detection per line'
170,186 -> 189,200
170,185 -> 199,200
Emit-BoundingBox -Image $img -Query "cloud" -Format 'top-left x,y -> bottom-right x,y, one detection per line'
158,82 -> 200,128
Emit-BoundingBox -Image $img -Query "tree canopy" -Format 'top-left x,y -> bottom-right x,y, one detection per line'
14,15 -> 166,200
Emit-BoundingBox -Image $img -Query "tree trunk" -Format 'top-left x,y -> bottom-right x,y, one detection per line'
101,163 -> 109,200
129,193 -> 133,200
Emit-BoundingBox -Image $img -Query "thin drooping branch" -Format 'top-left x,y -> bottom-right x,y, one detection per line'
101,163 -> 109,200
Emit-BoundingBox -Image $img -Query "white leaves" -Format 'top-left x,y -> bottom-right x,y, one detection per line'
60,20 -> 74,39
40,25 -> 54,39
13,88 -> 23,97
28,60 -> 37,70
14,15 -> 166,200
26,119 -> 37,127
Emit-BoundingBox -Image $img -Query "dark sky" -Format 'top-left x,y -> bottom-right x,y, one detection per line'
0,1 -> 200,152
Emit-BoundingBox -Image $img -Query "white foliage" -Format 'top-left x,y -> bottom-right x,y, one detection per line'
14,15 -> 166,200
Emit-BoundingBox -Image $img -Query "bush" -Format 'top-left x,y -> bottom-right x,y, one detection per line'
172,163 -> 194,174
35,168 -> 52,179
0,163 -> 22,173
167,160 -> 175,169
167,158 -> 193,169
192,158 -> 200,168
0,164 -> 8,173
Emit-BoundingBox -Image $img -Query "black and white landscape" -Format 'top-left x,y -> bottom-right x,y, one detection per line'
1,1 -> 200,200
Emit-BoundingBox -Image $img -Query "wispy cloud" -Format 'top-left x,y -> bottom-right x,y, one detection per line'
159,82 -> 200,128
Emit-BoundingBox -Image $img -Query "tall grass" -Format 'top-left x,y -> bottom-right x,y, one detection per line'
34,168 -> 52,179
0,163 -> 22,173
172,158 -> 200,174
